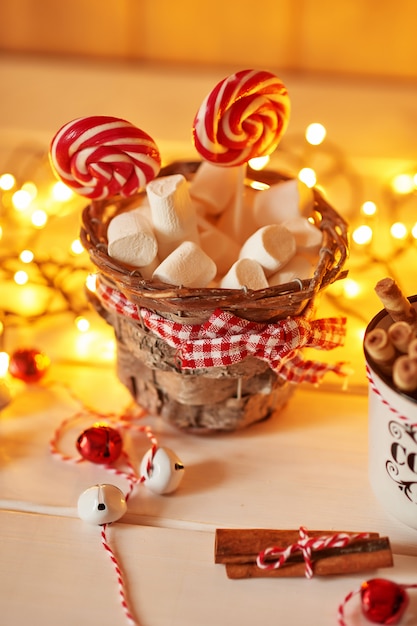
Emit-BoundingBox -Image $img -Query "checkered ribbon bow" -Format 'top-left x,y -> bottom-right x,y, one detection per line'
97,280 -> 346,384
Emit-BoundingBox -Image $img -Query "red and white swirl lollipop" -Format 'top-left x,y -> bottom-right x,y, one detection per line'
192,69 -> 290,167
49,116 -> 161,200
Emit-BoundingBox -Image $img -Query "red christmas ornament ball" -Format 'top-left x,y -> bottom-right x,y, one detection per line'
76,425 -> 123,464
8,348 -> 50,383
361,579 -> 409,625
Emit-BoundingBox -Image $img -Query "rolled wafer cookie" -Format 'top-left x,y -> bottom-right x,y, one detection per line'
374,278 -> 417,330
392,355 -> 417,393
387,321 -> 414,354
408,338 -> 417,360
364,328 -> 396,374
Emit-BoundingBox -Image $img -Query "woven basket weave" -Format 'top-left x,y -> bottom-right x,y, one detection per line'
81,161 -> 348,433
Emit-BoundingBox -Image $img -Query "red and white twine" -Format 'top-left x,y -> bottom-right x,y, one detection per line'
101,524 -> 139,626
257,527 -> 370,579
366,363 -> 417,426
50,403 -> 160,626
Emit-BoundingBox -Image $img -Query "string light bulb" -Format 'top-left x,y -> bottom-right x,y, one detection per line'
352,225 -> 373,245
298,168 -> 317,188
305,123 -> 326,146
0,173 -> 16,191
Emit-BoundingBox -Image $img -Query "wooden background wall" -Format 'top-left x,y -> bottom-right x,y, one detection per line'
1,0 -> 416,81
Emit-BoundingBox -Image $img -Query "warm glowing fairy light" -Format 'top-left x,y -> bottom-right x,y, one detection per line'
14,270 -> 29,285
391,173 -> 414,194
248,155 -> 270,170
20,249 -> 34,263
352,224 -> 373,245
343,278 -> 361,298
51,181 -> 74,202
86,273 -> 97,293
0,352 -> 10,377
12,189 -> 32,211
21,181 -> 37,200
361,201 -> 377,216
31,209 -> 48,228
298,168 -> 317,188
0,173 -> 16,191
305,123 -> 326,146
70,239 -> 84,255
390,222 -> 408,240
75,317 -> 90,333
411,222 -> 417,239
250,180 -> 270,191
0,225 -> 3,241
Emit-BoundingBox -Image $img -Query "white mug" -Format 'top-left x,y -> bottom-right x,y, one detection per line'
364,299 -> 417,530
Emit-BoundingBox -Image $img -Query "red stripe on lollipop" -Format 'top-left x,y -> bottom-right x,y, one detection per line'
49,115 -> 161,199
192,69 -> 290,167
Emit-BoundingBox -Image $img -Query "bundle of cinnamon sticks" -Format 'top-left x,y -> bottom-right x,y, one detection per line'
215,528 -> 393,579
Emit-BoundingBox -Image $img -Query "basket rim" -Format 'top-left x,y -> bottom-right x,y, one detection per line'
80,160 -> 348,315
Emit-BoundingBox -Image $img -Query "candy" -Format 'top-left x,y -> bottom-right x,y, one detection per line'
49,115 -> 161,200
192,69 -> 290,167
146,174 -> 200,259
220,258 -> 268,291
238,224 -> 296,276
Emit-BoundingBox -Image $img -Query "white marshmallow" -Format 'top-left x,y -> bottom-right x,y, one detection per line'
238,224 -> 296,276
107,209 -> 158,267
189,161 -> 240,216
152,241 -> 217,288
198,216 -> 240,276
283,217 -> 323,253
216,185 -> 258,245
220,258 -> 268,290
268,255 -> 315,286
146,174 -> 199,259
253,179 -> 314,227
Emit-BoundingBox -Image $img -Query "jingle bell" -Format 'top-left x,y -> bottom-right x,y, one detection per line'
140,447 -> 185,494
76,425 -> 123,464
77,484 -> 127,525
361,578 -> 409,625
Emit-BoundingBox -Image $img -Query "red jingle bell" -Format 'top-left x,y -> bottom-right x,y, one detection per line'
76,425 -> 123,464
361,579 -> 409,625
8,348 -> 50,383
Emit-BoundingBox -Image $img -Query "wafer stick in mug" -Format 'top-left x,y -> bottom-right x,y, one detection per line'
392,355 -> 417,393
387,321 -> 415,353
408,338 -> 417,360
374,278 -> 417,330
364,328 -> 396,374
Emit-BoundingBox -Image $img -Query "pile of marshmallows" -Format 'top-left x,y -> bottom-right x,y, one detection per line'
107,162 -> 322,290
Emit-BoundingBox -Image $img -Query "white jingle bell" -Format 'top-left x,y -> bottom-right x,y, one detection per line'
140,447 -> 185,494
77,484 -> 127,525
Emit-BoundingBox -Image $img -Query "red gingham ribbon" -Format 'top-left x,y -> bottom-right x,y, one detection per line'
97,280 -> 346,384
257,527 -> 370,579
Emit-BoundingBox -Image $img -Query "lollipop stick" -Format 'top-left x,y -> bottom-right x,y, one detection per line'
233,163 -> 246,242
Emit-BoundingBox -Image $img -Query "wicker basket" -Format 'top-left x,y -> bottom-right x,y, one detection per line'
80,161 -> 348,433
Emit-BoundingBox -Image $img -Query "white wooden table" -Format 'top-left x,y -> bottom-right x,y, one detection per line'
1,54 -> 417,626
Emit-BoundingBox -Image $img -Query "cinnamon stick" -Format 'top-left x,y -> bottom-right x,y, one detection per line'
215,529 -> 393,579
